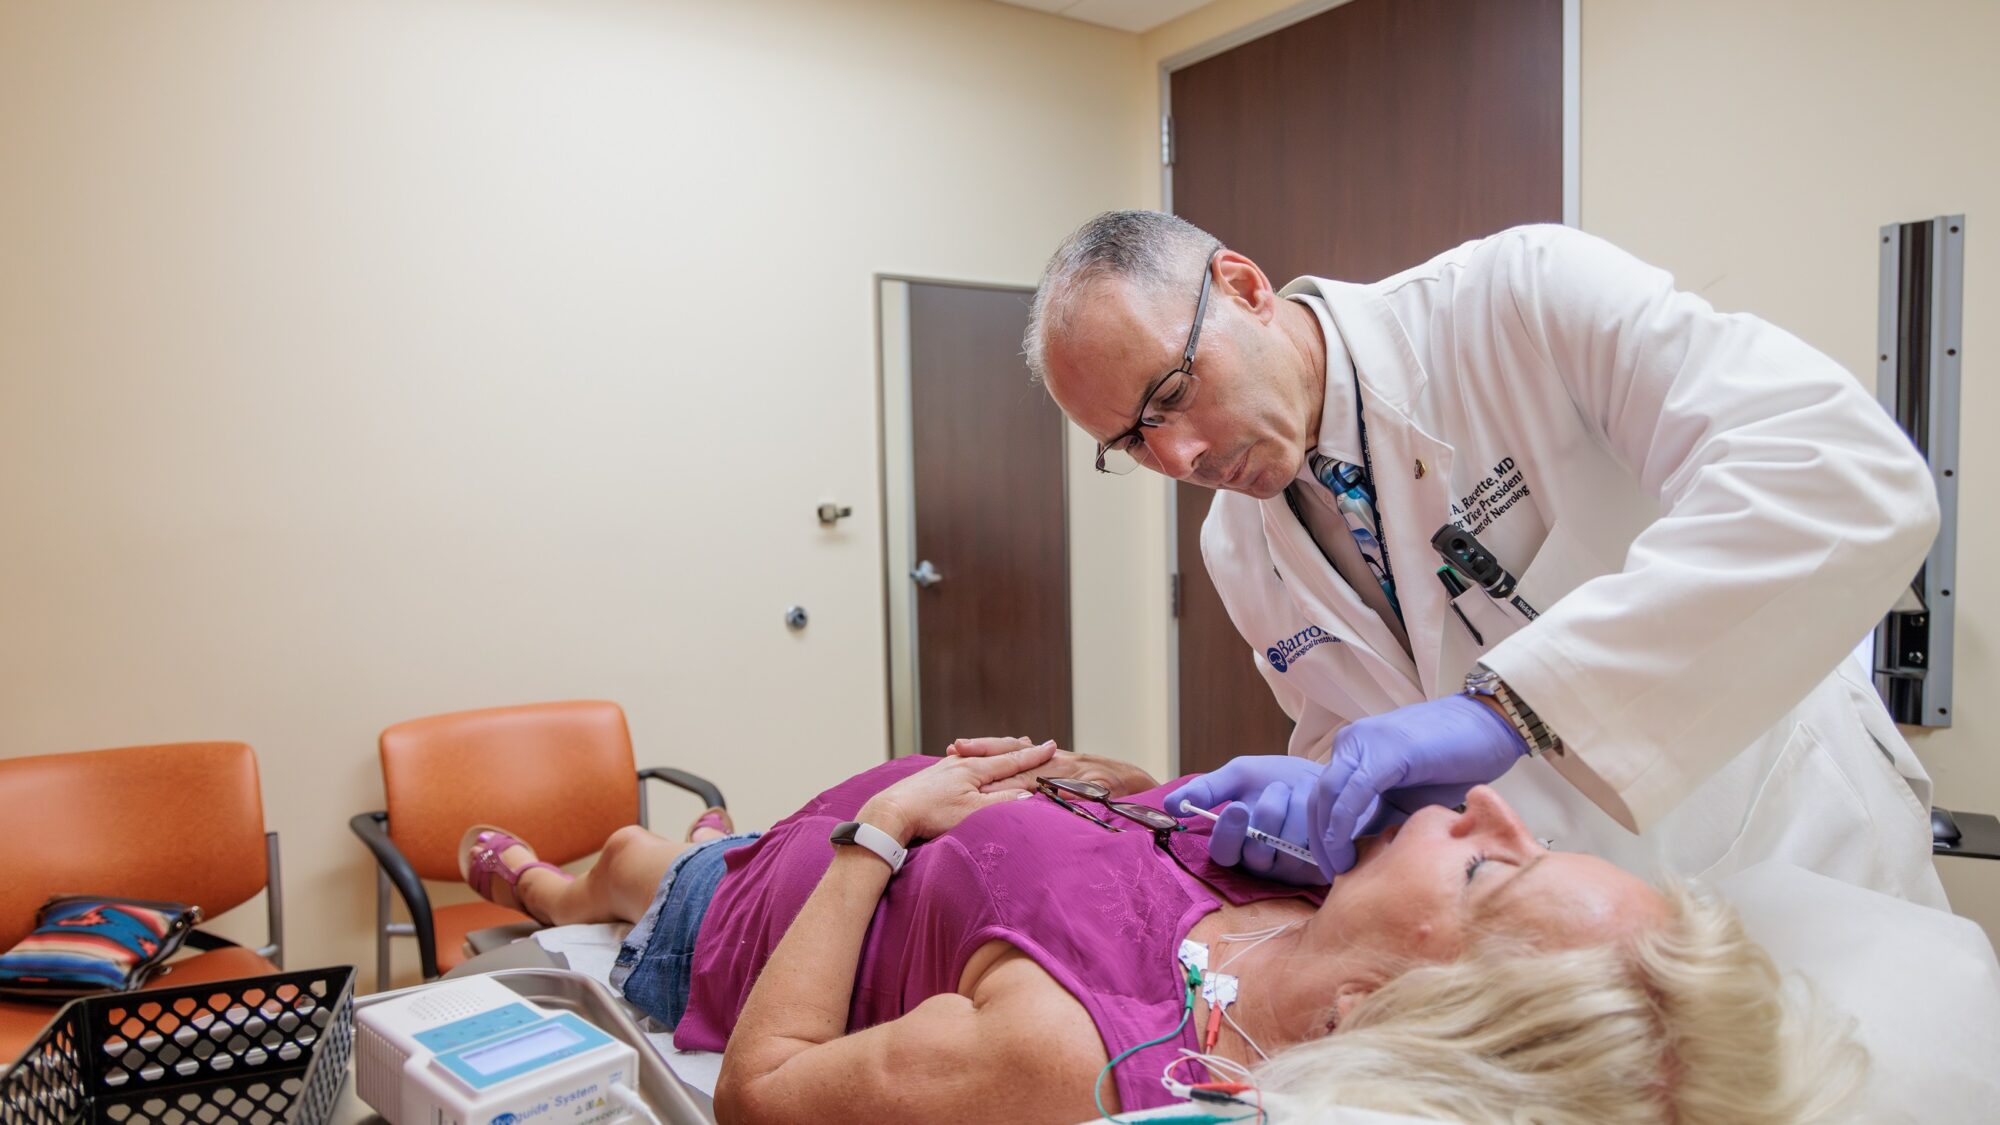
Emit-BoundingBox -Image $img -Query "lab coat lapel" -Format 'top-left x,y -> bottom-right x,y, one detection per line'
1364,398 -> 1457,698
1315,280 -> 1461,700
1260,491 -> 1427,707
1260,492 -> 1382,655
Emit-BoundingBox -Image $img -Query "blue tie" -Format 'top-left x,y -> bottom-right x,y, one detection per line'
1308,451 -> 1403,624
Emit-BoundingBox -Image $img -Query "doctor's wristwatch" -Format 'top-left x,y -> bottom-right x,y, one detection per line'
1464,665 -> 1565,757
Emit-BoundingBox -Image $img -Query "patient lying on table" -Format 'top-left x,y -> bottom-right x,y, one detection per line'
459,740 -> 1859,1125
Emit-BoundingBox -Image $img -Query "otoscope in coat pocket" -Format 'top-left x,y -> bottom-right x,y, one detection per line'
1431,524 -> 1539,621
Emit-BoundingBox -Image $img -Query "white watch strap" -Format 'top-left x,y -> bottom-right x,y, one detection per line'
846,821 -> 908,873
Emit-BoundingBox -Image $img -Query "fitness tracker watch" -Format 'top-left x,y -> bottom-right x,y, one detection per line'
1463,665 -> 1565,758
828,820 -> 908,873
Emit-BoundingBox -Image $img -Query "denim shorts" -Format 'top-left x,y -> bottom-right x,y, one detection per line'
610,831 -> 759,1028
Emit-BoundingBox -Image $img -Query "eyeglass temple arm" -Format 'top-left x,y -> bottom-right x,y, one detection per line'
1181,251 -> 1220,366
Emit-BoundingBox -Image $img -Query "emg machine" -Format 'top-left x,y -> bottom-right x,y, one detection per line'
356,976 -> 646,1125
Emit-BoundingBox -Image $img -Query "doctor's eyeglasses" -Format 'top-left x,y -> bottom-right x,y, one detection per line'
1094,250 -> 1219,475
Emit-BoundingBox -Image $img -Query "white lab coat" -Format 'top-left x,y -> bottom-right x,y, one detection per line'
1203,225 -> 1946,906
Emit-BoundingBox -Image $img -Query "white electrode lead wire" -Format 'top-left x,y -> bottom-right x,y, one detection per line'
1217,918 -> 1303,973
1221,1008 -> 1272,1063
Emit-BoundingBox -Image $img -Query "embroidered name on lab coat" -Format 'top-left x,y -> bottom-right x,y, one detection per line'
1451,457 -> 1532,537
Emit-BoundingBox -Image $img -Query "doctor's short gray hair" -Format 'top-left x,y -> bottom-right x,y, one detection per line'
1023,210 -> 1221,384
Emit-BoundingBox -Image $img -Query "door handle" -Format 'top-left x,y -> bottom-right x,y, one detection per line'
910,560 -> 943,588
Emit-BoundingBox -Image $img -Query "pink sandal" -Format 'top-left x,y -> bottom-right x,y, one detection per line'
458,824 -> 571,923
686,807 -> 734,842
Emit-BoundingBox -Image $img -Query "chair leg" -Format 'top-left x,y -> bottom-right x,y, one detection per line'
262,832 -> 285,969
376,866 -> 394,992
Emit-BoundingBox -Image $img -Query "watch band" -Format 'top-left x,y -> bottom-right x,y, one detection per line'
1463,666 -> 1564,757
828,820 -> 908,873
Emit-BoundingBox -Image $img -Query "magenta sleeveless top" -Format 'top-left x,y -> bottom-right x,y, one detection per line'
672,757 -> 1318,1111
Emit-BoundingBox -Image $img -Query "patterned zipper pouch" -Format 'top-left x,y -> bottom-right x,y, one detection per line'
0,895 -> 203,1001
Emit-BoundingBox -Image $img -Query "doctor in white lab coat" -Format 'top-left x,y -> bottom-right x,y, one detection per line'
1026,211 -> 1945,906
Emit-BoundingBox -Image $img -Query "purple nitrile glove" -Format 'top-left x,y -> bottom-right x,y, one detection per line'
1165,756 -> 1327,886
1306,694 -> 1528,880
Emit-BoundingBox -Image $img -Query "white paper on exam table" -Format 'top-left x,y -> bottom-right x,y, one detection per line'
1081,1102 -> 1438,1124
533,923 -> 727,1097
534,922 -> 627,981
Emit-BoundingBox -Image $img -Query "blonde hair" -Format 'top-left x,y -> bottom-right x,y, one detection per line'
1255,884 -> 1865,1124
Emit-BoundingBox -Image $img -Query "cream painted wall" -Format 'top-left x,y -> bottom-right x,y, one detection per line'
0,0 -> 1158,984
1579,0 -> 2000,940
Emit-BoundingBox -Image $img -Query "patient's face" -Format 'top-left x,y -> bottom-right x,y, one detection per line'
1320,786 -> 1667,962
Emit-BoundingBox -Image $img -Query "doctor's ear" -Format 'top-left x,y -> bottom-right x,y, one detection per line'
1212,250 -> 1280,322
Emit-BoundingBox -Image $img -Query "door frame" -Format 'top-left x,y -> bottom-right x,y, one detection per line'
1154,0 -> 1580,776
874,273 -> 1051,761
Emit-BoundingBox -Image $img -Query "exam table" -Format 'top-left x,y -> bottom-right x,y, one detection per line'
374,856 -> 1999,1125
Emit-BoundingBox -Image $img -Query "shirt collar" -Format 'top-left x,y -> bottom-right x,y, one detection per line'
1288,292 -> 1362,478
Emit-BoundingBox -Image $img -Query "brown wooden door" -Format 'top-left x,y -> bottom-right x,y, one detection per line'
908,282 -> 1073,756
1170,0 -> 1563,774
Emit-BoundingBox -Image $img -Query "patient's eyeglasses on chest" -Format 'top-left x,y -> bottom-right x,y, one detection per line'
1036,777 -> 1179,834
1034,777 -> 1232,897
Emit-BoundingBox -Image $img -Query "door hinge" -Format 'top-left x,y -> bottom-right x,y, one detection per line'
1160,114 -> 1174,167
1170,572 -> 1181,618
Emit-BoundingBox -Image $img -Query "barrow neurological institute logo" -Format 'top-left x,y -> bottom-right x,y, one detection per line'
1266,625 -> 1335,673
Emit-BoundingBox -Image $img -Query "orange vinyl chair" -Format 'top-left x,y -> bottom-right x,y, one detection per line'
349,700 -> 723,990
0,741 -> 284,1063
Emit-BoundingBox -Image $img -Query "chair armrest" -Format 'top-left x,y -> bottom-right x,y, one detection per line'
350,810 -> 442,979
1932,808 -> 2000,861
638,767 -> 726,811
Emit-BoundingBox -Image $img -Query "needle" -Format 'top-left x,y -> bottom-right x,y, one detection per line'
1179,801 -> 1318,864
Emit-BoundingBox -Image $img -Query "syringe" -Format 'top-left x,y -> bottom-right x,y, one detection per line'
1179,800 -> 1318,864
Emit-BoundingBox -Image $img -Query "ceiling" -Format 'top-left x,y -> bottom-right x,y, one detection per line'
988,0 -> 1216,34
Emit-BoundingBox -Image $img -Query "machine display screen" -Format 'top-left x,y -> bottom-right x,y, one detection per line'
459,1023 -> 584,1076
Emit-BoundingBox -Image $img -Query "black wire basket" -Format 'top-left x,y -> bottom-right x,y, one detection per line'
0,965 -> 355,1125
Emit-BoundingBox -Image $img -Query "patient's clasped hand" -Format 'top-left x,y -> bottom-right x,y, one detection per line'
460,740 -> 1862,1125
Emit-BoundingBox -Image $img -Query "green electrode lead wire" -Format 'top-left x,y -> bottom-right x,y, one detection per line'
1093,960 -> 1204,1123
